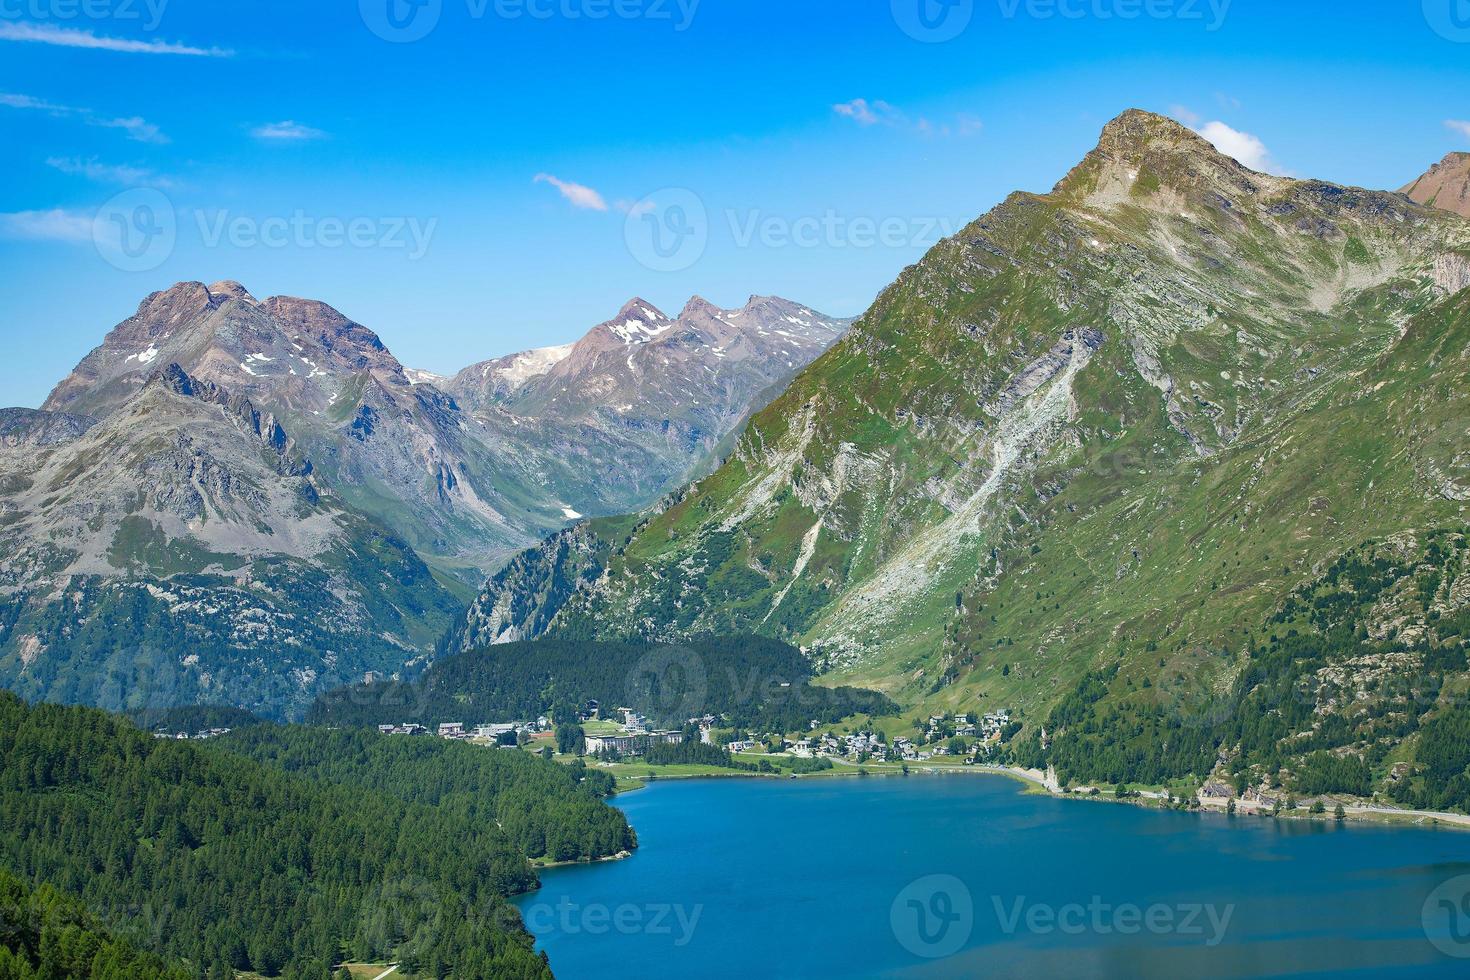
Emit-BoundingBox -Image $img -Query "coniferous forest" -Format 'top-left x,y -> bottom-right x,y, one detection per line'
0,693 -> 633,979
308,635 -> 897,732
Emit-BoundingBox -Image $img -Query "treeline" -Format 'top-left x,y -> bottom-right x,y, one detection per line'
0,692 -> 633,978
1023,530 -> 1470,804
0,868 -> 192,980
309,635 -> 897,732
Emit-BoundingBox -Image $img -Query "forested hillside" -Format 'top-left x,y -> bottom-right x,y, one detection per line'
218,725 -> 632,862
309,636 -> 897,731
0,694 -> 633,978
1020,528 -> 1470,807
0,868 -> 192,980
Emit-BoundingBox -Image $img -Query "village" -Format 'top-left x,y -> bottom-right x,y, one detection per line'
354,703 -> 1028,767
726,709 -> 1017,763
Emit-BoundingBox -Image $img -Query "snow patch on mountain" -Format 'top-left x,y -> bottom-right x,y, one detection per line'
494,344 -> 574,388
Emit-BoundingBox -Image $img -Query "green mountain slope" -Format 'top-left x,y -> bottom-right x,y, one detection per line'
458,110 -> 1470,764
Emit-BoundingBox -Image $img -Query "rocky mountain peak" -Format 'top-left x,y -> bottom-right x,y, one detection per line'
602,298 -> 672,344
615,296 -> 668,320
207,280 -> 258,304
1054,108 -> 1275,209
1093,108 -> 1207,156
261,295 -> 405,382
1401,151 -> 1470,218
133,281 -> 219,325
678,295 -> 723,319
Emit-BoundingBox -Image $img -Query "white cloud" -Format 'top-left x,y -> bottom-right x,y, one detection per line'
833,98 -> 897,127
45,156 -> 169,186
0,208 -> 94,243
1446,120 -> 1470,140
0,91 -> 168,143
835,99 -> 981,138
534,173 -> 608,211
251,120 -> 326,141
0,21 -> 230,56
1196,120 -> 1286,175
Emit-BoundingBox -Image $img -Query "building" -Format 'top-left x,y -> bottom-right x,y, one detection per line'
438,722 -> 466,738
586,731 -> 685,757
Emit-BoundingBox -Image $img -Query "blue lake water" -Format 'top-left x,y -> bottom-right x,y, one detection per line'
515,773 -> 1470,979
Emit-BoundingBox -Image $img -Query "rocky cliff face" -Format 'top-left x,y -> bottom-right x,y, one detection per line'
1402,151 -> 1470,218
459,111 -> 1470,749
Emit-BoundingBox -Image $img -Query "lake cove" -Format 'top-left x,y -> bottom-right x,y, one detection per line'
515,774 -> 1470,978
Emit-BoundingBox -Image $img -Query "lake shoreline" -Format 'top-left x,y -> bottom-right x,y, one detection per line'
596,758 -> 1470,831
534,848 -> 635,870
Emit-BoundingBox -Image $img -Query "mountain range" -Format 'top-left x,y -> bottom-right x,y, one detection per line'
0,284 -> 846,715
452,111 -> 1470,792
5,107 -> 1469,785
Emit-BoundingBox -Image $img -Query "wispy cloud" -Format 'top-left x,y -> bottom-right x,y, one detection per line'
833,98 -> 898,127
0,92 -> 69,111
0,90 -> 169,143
0,208 -> 94,243
94,115 -> 168,144
834,99 -> 981,138
1446,120 -> 1470,141
251,120 -> 326,141
0,21 -> 231,57
534,173 -> 608,211
46,156 -> 170,186
1196,120 -> 1287,176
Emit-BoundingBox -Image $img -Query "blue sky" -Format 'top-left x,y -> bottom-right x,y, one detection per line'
1,0 -> 1467,407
